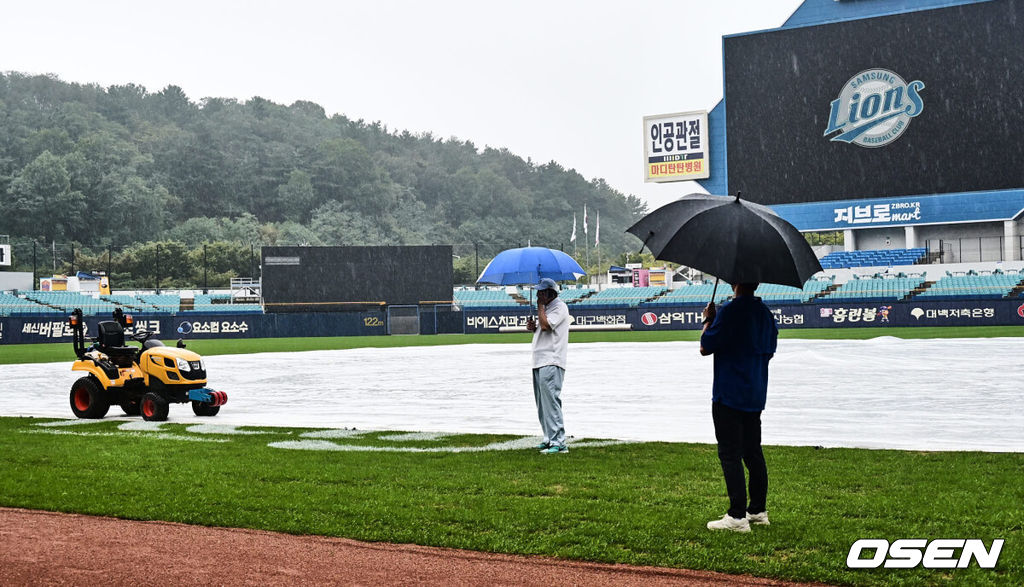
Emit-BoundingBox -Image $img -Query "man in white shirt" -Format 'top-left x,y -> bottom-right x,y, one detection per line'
525,278 -> 570,454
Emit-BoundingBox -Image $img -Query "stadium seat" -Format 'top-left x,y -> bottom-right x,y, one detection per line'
819,248 -> 926,269
573,286 -> 667,307
817,274 -> 925,301
453,288 -> 519,308
915,271 -> 1023,300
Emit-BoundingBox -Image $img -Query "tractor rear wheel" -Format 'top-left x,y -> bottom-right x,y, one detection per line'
140,392 -> 169,422
70,377 -> 110,419
191,401 -> 220,417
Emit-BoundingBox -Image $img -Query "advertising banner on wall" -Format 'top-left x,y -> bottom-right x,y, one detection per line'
772,190 -> 1024,232
463,300 -> 1024,334
643,111 -> 709,183
4,301 -> 1023,344
0,311 -> 389,345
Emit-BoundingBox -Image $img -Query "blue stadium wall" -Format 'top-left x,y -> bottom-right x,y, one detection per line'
4,301 -> 1023,344
0,311 -> 387,345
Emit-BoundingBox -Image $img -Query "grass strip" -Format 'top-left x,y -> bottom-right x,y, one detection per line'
3,325 -> 1022,365
0,417 -> 1020,586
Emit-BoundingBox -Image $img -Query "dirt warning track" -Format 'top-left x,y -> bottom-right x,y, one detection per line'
0,507 -> 823,586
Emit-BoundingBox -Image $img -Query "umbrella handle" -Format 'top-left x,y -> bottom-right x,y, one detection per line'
533,264 -> 539,316
710,277 -> 719,307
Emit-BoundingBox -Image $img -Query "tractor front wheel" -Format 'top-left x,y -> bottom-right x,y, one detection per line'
140,392 -> 169,422
191,401 -> 220,417
70,377 -> 110,419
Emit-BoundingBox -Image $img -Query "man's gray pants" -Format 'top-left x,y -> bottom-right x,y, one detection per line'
532,365 -> 566,448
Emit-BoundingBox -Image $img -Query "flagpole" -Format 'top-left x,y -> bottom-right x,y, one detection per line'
583,204 -> 590,284
595,210 -> 601,285
571,213 -> 577,256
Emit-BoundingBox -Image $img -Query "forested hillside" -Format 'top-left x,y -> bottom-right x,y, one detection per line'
0,72 -> 648,285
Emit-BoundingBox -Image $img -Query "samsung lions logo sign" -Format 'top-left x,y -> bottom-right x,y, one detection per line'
824,69 -> 925,147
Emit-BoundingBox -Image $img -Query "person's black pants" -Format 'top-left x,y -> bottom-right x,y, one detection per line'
712,401 -> 768,520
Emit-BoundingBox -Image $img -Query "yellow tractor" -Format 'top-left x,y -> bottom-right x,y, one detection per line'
68,308 -> 227,421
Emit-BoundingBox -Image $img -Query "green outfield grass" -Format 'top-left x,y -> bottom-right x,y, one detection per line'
2,325 -> 1022,365
0,417 -> 1020,586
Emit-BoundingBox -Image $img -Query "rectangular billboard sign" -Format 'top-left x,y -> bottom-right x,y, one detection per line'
643,111 -> 709,183
723,1 -> 1024,205
0,244 -> 10,266
261,245 -> 453,311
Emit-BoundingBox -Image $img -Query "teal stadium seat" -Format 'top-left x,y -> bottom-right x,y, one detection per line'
0,293 -> 61,316
138,294 -> 182,313
23,291 -> 118,316
453,288 -> 519,308
573,286 -> 667,307
755,277 -> 834,304
819,248 -> 926,269
916,270 -> 1023,300
818,274 -> 925,301
641,280 -> 731,306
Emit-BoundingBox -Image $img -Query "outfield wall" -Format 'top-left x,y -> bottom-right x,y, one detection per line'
2,299 -> 1023,344
462,300 -> 1024,333
0,310 -> 388,345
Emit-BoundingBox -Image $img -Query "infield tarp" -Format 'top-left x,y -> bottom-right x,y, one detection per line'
3,337 -> 1022,451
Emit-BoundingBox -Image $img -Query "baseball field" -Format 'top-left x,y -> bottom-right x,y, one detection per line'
1,327 -> 1022,586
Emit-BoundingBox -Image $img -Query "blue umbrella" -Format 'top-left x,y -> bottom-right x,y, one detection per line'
477,247 -> 586,285
476,247 -> 586,311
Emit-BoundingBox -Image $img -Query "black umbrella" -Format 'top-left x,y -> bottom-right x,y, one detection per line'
626,193 -> 823,295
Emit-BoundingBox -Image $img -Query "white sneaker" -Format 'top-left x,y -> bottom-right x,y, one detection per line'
746,511 -> 770,526
706,514 -> 750,533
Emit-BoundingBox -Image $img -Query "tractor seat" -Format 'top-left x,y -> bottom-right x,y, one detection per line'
96,321 -> 137,367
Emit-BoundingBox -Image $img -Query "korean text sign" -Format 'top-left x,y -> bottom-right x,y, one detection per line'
644,111 -> 709,183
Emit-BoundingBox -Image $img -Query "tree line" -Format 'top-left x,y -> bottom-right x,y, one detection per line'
0,72 -> 649,287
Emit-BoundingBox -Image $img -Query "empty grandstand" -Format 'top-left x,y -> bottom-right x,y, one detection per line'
453,288 -> 519,308
754,277 -> 835,304
819,248 -> 927,269
556,286 -> 595,304
137,294 -> 182,313
572,286 -> 667,307
0,290 -> 266,316
915,269 -> 1024,300
22,291 -> 120,316
824,273 -> 926,302
101,294 -> 150,312
0,292 -> 58,316
641,280 -> 733,306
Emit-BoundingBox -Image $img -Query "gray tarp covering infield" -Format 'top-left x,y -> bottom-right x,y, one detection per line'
1,338 -> 1022,452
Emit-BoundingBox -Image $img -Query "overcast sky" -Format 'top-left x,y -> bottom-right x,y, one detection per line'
3,0 -> 803,212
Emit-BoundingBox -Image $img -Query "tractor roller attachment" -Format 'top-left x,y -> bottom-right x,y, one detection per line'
188,388 -> 228,417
